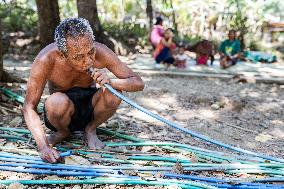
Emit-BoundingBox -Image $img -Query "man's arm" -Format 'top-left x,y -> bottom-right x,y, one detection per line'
95,44 -> 144,92
161,37 -> 174,48
23,55 -> 60,163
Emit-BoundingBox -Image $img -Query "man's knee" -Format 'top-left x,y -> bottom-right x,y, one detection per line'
104,90 -> 121,109
45,92 -> 74,118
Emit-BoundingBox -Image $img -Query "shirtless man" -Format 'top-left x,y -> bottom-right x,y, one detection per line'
23,18 -> 144,163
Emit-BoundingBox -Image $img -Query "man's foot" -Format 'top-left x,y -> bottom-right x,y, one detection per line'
47,131 -> 70,147
86,130 -> 105,149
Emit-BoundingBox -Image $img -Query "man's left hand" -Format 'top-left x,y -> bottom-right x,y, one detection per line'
91,69 -> 110,85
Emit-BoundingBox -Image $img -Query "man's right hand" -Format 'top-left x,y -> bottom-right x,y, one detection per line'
39,146 -> 61,163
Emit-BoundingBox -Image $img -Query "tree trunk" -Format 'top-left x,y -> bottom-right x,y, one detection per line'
146,0 -> 153,29
0,19 -> 20,82
169,0 -> 177,33
35,0 -> 60,48
0,18 -> 3,80
77,0 -> 115,52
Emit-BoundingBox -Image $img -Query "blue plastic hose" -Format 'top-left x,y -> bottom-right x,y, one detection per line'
0,161 -> 281,188
1,152 -> 281,174
0,166 -> 137,179
0,151 -> 282,182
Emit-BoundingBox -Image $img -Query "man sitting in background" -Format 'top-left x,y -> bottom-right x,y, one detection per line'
219,30 -> 241,69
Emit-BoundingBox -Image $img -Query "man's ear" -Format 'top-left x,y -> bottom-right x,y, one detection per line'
59,51 -> 67,58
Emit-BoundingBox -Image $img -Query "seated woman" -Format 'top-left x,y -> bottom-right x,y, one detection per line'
153,28 -> 176,70
219,30 -> 241,69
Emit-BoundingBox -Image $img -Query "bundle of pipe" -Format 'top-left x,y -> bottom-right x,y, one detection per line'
0,126 -> 271,164
2,85 -> 284,163
0,152 -> 283,188
0,127 -> 284,176
0,126 -> 283,172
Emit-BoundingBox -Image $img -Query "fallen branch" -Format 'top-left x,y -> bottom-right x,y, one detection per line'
215,119 -> 258,134
0,104 -> 20,114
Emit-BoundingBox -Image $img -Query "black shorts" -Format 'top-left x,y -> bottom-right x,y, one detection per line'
43,87 -> 99,132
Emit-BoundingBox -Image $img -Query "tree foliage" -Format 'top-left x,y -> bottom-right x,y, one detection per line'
0,0 -> 38,34
1,0 -> 283,51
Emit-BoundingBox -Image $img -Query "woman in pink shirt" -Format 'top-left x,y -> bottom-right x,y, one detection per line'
150,17 -> 164,48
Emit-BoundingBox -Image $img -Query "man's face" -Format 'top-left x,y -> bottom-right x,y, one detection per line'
228,31 -> 235,40
179,47 -> 185,54
164,30 -> 173,39
65,34 -> 96,72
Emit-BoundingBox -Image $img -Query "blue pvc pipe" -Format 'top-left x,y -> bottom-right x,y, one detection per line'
162,173 -> 284,188
0,162 -> 116,174
254,177 -> 284,182
0,151 -> 71,160
0,162 -> 281,188
0,166 -> 137,179
0,152 -> 282,188
103,83 -> 284,163
0,152 -> 282,176
2,161 -> 279,174
60,150 -> 72,157
0,152 -> 279,174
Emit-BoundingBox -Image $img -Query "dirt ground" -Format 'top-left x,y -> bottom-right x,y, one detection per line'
116,74 -> 284,157
0,58 -> 284,188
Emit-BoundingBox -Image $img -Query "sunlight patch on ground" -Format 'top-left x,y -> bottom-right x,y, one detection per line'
270,127 -> 284,139
125,108 -> 161,124
196,108 -> 217,120
136,97 -> 170,112
271,119 -> 284,126
255,133 -> 274,142
256,102 -> 281,112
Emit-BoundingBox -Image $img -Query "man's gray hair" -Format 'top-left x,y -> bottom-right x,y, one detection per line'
54,18 -> 95,54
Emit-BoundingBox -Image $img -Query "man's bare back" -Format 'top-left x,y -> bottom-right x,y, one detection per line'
23,18 -> 144,163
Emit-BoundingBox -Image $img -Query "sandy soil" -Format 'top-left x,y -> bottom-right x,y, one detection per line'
117,74 -> 284,158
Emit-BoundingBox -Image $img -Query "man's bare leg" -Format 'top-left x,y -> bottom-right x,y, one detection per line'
44,92 -> 74,146
85,88 -> 121,149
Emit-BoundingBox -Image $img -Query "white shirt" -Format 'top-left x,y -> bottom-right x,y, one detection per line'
175,54 -> 188,61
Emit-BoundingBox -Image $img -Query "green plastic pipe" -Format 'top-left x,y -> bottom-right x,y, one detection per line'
0,126 -> 31,134
0,126 -> 271,165
0,134 -> 29,141
0,127 -> 268,163
0,87 -> 43,112
98,128 -> 262,164
76,149 -> 191,163
0,126 -> 265,164
104,141 -> 255,164
0,152 -> 280,175
0,125 -> 225,163
0,178 -> 217,189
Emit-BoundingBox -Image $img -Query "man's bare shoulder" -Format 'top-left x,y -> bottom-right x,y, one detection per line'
34,43 -> 61,67
95,42 -> 115,58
